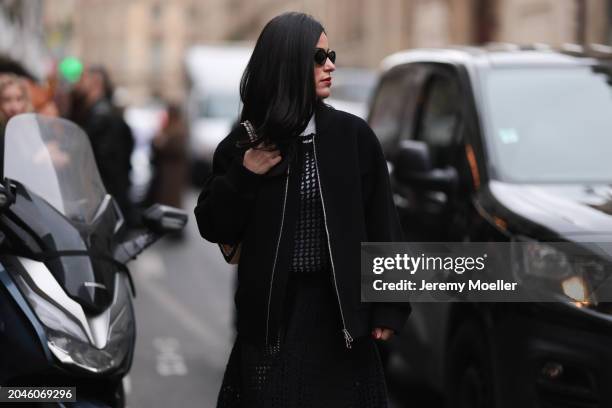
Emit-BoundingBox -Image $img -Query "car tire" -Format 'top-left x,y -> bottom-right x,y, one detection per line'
445,319 -> 494,408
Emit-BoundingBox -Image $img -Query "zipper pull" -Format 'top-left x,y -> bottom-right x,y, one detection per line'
343,328 -> 353,349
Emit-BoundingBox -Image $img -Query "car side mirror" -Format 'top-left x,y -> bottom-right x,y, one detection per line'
142,204 -> 188,234
394,140 -> 458,193
394,140 -> 433,174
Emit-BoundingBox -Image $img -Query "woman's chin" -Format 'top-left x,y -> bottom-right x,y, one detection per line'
316,89 -> 331,99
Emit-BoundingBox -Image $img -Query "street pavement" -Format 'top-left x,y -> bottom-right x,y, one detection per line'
127,190 -> 234,407
125,190 -> 440,408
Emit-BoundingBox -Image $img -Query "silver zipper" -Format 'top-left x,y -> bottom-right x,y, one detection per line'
312,134 -> 354,349
265,162 -> 291,346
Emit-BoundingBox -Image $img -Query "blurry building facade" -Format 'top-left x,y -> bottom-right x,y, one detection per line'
406,0 -> 608,49
41,0 -> 612,104
66,0 -> 217,103
222,0 -> 611,68
0,0 -> 48,78
43,0 -> 230,104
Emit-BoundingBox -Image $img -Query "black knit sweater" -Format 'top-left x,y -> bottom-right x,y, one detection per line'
289,133 -> 331,274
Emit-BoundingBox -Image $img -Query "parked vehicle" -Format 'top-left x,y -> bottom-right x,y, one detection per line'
184,44 -> 253,186
0,114 -> 187,407
368,45 -> 612,408
325,67 -> 377,119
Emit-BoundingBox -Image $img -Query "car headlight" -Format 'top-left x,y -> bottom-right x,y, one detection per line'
516,241 -> 608,307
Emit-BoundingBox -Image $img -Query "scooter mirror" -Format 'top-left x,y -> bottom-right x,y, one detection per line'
114,205 -> 188,264
142,204 -> 188,234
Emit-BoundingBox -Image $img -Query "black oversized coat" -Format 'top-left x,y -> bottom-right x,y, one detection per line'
195,103 -> 411,348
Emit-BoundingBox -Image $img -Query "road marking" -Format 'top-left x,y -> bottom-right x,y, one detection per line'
153,337 -> 188,376
137,276 -> 231,370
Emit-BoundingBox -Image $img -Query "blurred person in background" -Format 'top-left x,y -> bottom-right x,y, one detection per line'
0,73 -> 32,133
28,77 -> 60,118
0,55 -> 60,119
0,55 -> 37,81
147,102 -> 188,238
70,65 -> 135,227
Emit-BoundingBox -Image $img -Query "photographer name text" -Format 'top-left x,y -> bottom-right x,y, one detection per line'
372,279 -> 518,292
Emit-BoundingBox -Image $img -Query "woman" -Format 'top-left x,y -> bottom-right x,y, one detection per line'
0,74 -> 32,131
195,12 -> 410,407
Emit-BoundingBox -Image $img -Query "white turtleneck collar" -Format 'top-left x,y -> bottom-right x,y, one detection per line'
299,114 -> 316,136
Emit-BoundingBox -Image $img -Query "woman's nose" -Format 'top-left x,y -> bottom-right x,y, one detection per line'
325,60 -> 335,72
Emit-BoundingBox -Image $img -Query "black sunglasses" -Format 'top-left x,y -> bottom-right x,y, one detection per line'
314,48 -> 336,66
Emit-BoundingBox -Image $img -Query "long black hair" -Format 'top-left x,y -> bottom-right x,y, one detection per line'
238,12 -> 324,150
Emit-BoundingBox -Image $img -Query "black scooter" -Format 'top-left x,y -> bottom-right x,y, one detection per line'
0,113 -> 187,407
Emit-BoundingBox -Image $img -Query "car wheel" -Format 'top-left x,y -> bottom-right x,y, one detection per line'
446,319 -> 494,408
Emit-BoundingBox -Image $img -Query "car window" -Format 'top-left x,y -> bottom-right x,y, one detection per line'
369,69 -> 409,145
483,66 -> 612,183
415,73 -> 462,167
198,93 -> 241,119
418,75 -> 461,147
398,65 -> 427,141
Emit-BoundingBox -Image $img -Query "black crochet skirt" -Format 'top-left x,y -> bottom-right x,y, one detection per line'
216,271 -> 389,408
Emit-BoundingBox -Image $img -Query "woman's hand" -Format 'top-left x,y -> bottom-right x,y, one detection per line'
372,327 -> 394,341
243,141 -> 282,175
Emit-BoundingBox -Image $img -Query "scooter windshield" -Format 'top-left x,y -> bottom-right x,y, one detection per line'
3,114 -> 106,224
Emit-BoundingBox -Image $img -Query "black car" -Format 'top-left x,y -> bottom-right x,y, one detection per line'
368,45 -> 612,408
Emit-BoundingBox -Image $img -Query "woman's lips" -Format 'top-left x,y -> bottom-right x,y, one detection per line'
321,78 -> 332,85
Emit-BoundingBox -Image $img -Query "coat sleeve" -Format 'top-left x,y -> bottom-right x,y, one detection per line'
360,123 -> 412,334
194,131 -> 264,244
